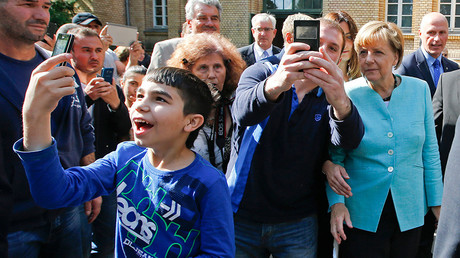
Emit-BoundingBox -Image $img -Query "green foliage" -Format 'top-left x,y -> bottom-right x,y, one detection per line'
49,0 -> 78,27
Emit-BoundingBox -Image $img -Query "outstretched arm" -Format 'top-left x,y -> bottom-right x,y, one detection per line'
23,53 -> 75,151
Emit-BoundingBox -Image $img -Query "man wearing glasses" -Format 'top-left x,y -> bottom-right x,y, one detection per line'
239,13 -> 281,67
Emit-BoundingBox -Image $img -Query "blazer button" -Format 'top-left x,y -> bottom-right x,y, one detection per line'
388,149 -> 394,155
387,132 -> 394,138
388,166 -> 394,173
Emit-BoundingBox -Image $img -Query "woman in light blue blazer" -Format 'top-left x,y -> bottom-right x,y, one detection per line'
324,21 -> 443,257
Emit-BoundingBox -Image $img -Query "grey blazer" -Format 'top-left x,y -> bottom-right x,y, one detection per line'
147,37 -> 184,73
433,69 -> 460,172
433,116 -> 460,257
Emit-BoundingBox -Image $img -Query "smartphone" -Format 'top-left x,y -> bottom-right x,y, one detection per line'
52,33 -> 75,66
42,22 -> 58,41
294,20 -> 320,51
100,68 -> 114,83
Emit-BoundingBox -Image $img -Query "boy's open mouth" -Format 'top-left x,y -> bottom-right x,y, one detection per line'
133,118 -> 153,133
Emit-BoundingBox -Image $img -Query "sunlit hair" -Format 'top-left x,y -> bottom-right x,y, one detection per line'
185,0 -> 222,20
144,67 -> 213,149
67,27 -> 100,42
167,33 -> 246,99
355,21 -> 404,69
282,13 -> 313,43
252,13 -> 276,28
123,65 -> 147,83
324,11 -> 360,79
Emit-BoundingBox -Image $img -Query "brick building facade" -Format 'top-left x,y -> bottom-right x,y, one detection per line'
77,0 -> 460,61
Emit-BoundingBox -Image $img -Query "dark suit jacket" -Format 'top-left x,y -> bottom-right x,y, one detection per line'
433,116 -> 460,257
395,48 -> 459,97
433,69 -> 460,172
238,43 -> 281,67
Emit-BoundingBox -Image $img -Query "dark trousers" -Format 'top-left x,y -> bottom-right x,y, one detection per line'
415,212 -> 436,258
339,193 -> 422,258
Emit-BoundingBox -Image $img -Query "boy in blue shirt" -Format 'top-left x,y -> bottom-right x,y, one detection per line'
14,55 -> 234,258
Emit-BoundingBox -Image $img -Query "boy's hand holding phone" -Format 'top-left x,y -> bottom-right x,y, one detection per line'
23,54 -> 76,151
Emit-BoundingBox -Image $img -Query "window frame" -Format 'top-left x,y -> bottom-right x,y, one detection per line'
386,0 -> 413,33
440,0 -> 460,34
264,0 -> 322,16
153,0 -> 168,28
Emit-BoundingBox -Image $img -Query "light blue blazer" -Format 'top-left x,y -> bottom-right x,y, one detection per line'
327,75 -> 443,232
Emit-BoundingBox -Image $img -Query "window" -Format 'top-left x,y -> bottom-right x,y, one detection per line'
387,0 -> 413,33
440,0 -> 460,31
154,0 -> 167,27
266,0 -> 322,14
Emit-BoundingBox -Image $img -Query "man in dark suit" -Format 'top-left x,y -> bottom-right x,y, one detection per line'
433,116 -> 460,257
239,13 -> 281,67
395,12 -> 459,97
433,69 -> 460,173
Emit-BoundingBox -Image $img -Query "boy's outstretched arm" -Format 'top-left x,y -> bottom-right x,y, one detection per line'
23,53 -> 76,151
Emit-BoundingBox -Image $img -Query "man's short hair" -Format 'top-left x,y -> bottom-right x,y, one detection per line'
68,27 -> 100,41
72,12 -> 102,26
56,23 -> 81,35
144,67 -> 213,149
251,13 -> 276,28
282,13 -> 313,42
185,0 -> 222,20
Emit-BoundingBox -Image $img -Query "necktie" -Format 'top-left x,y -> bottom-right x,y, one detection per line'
262,50 -> 269,59
433,59 -> 442,86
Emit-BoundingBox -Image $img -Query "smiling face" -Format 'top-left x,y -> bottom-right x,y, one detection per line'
0,0 -> 51,43
190,53 -> 226,92
358,41 -> 399,87
71,35 -> 105,77
188,3 -> 220,34
339,21 -> 353,62
130,82 -> 192,148
419,13 -> 449,59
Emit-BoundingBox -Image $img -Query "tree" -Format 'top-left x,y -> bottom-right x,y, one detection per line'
50,0 -> 78,27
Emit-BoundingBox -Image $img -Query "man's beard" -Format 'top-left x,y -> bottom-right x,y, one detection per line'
0,19 -> 47,43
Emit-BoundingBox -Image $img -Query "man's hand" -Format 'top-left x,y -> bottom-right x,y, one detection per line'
432,206 -> 441,221
330,203 -> 353,244
303,47 -> 351,120
85,77 -> 120,110
323,160 -> 352,198
264,43 -> 322,102
23,53 -> 75,151
84,197 -> 103,223
99,25 -> 113,51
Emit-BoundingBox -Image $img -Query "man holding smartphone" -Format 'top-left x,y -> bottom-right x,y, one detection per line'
0,0 -> 97,257
68,26 -> 131,257
227,14 -> 364,257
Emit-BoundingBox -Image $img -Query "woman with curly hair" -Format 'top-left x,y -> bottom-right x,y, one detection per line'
168,33 -> 246,172
324,11 -> 360,81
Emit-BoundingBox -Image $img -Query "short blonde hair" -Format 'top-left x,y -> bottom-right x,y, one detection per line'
354,21 -> 404,69
281,13 -> 313,43
167,33 -> 246,98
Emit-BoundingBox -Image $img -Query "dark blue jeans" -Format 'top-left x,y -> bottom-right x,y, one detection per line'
8,205 -> 91,258
234,215 -> 318,258
90,191 -> 117,257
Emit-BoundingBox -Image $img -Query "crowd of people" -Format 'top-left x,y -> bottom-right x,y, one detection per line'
2,0 -> 460,257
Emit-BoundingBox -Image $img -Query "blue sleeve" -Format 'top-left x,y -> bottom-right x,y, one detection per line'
195,176 -> 235,257
75,82 -> 95,157
329,101 -> 364,150
13,138 -> 116,209
232,63 -> 283,127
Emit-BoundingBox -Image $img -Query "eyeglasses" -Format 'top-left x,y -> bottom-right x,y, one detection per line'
253,27 -> 274,33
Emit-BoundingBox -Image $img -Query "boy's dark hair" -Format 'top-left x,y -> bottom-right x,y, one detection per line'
144,67 -> 213,149
123,65 -> 147,82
